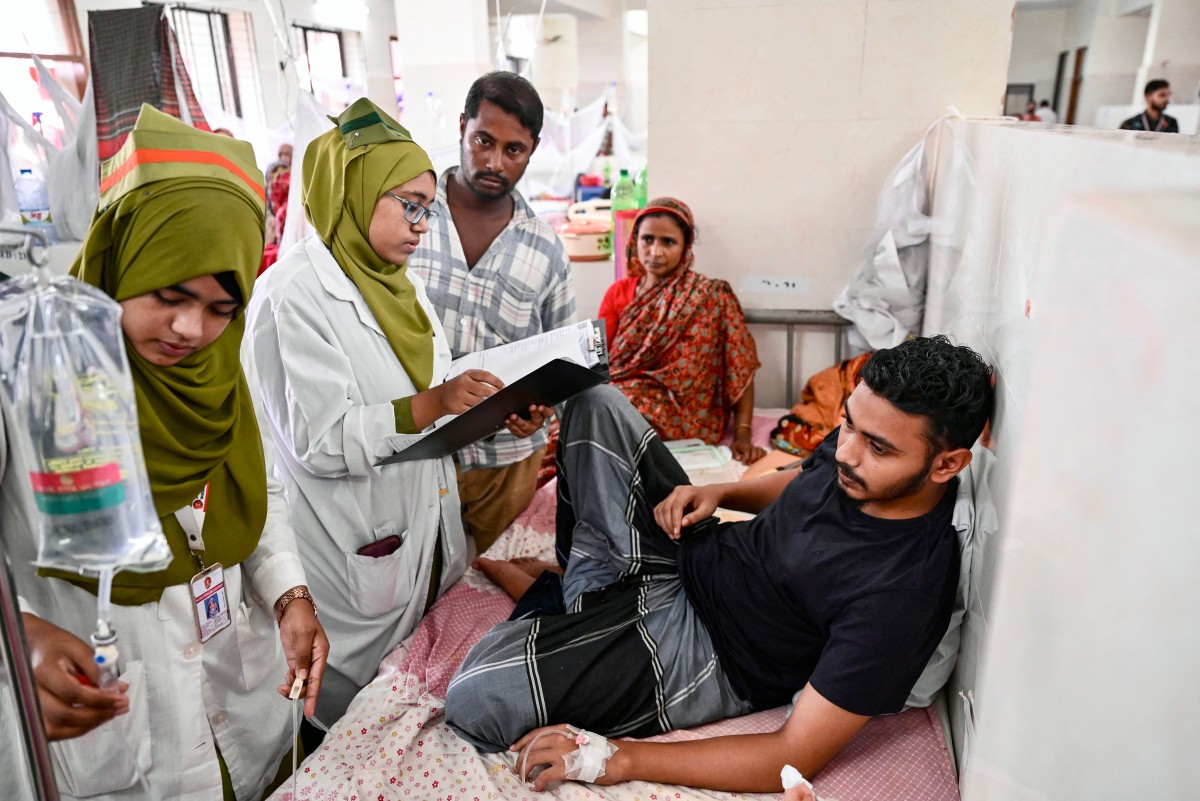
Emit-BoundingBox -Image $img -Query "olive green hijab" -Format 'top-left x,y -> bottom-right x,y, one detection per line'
302,98 -> 436,391
59,105 -> 267,604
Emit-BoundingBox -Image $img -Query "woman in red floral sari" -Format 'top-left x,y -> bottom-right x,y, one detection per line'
598,197 -> 765,463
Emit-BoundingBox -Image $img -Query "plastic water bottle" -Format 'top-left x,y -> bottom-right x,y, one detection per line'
611,170 -> 636,214
611,170 -> 638,280
14,169 -> 57,245
635,163 -> 648,209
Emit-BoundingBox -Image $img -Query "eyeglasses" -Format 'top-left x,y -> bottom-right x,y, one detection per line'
384,192 -> 439,225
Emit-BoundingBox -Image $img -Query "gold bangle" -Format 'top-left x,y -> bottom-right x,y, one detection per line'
735,423 -> 752,430
275,586 -> 317,623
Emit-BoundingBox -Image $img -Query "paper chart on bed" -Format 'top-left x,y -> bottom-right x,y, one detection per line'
376,320 -> 608,465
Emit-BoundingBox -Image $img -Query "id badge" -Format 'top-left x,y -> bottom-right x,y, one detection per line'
190,563 -> 232,642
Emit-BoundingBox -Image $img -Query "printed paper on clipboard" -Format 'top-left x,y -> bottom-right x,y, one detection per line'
377,320 -> 609,465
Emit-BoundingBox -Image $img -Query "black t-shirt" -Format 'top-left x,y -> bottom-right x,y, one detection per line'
1119,112 -> 1180,133
678,430 -> 959,716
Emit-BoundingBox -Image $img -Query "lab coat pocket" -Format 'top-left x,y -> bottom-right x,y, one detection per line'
344,541 -> 417,618
51,660 -> 151,797
235,600 -> 281,692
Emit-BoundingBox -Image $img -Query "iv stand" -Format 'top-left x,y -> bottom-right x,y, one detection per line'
0,226 -> 60,800
0,548 -> 61,801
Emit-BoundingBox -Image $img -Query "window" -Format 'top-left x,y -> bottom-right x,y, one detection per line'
1,0 -> 86,96
292,24 -> 365,113
171,7 -> 264,128
2,0 -> 86,168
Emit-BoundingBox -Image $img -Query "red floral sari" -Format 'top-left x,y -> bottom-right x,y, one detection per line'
610,198 -> 760,443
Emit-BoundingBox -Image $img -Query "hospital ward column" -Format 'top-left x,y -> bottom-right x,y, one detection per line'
409,71 -> 576,555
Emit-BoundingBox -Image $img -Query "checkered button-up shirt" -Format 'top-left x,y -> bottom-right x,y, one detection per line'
409,168 -> 576,470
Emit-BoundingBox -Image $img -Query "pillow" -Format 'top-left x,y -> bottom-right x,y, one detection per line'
905,443 -> 997,708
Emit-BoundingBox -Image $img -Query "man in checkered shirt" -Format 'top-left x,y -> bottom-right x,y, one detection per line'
410,72 -> 576,553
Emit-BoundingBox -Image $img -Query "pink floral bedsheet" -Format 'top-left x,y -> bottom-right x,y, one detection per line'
271,475 -> 960,801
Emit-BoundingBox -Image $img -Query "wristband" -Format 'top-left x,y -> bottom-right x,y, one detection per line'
275,586 -> 316,623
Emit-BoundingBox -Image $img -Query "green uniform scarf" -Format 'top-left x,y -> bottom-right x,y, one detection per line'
55,105 -> 267,605
302,98 -> 436,393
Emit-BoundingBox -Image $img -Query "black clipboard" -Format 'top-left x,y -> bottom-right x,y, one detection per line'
378,359 -> 608,464
377,322 -> 609,465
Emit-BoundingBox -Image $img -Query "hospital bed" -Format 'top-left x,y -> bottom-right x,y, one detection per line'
270,411 -> 990,801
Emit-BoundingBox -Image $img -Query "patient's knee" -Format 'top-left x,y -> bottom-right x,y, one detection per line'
563,384 -> 625,420
561,384 -> 645,439
444,670 -> 511,753
445,626 -> 537,752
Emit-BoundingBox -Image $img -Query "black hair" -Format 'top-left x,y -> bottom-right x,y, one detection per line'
859,335 -> 994,452
464,71 -> 544,140
1039,99 -> 1050,107
1145,79 -> 1170,96
214,271 -> 244,307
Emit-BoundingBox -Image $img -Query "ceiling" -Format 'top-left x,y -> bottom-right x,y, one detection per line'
489,0 -> 645,22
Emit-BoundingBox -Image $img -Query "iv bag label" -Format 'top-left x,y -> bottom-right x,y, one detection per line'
30,463 -> 126,514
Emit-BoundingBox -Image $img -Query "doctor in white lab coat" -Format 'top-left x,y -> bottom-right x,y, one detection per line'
245,99 -> 545,723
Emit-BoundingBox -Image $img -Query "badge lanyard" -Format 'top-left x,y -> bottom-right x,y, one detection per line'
174,484 -> 231,642
1141,112 -> 1165,132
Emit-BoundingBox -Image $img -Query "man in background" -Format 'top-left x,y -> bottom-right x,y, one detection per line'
1035,100 -> 1058,125
410,71 -> 575,554
1120,80 -> 1180,133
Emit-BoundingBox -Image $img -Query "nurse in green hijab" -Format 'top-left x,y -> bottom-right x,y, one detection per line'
244,98 -> 546,723
7,105 -> 328,800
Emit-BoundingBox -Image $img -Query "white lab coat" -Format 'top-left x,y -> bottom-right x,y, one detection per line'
244,236 -> 466,723
0,380 -> 308,800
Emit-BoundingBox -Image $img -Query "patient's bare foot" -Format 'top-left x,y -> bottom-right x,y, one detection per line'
473,557 -> 539,601
510,557 -> 564,578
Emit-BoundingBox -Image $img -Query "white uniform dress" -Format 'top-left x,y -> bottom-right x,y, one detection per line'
244,236 -> 467,724
0,389 -> 307,800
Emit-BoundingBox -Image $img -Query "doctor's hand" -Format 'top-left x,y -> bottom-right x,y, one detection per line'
654,484 -> 725,539
276,593 -> 328,718
435,369 -> 505,416
23,613 -> 129,740
411,370 -> 506,430
505,405 -> 551,438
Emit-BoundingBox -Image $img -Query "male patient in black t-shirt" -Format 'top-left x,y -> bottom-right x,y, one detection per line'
456,335 -> 994,793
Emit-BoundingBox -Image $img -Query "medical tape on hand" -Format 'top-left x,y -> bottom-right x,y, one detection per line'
518,726 -> 618,785
781,764 -> 818,797
561,726 -> 618,783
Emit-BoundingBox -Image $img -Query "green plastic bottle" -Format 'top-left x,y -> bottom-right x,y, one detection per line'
635,163 -> 648,208
611,169 -> 637,214
611,169 -> 638,279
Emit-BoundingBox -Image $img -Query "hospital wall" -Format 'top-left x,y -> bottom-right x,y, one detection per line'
921,120 -> 1200,795
1008,8 -> 1069,106
397,0 -> 493,156
646,0 -> 1014,408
